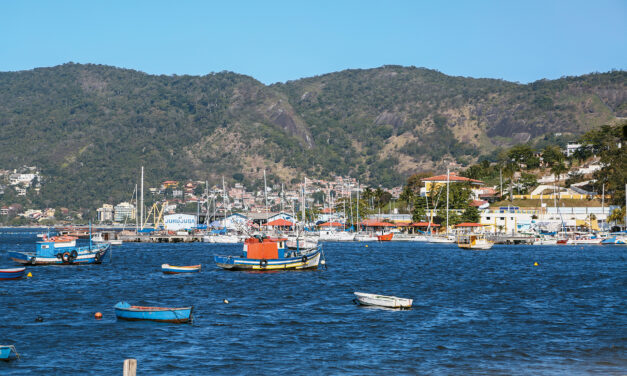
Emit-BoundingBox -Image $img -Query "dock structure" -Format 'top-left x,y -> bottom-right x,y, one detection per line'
488,234 -> 535,244
118,233 -> 203,243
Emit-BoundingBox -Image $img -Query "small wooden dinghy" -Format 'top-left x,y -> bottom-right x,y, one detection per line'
0,267 -> 26,280
114,302 -> 193,323
0,345 -> 19,361
353,292 -> 413,309
161,264 -> 201,274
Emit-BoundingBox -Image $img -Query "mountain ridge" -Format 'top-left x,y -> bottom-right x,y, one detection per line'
0,63 -> 624,209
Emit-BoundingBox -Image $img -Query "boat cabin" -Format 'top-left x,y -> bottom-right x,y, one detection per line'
243,237 -> 288,259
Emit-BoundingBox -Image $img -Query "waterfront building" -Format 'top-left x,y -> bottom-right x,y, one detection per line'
114,202 -> 136,222
97,204 -> 114,222
479,206 -> 618,234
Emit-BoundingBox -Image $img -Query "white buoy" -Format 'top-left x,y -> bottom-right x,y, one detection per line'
321,260 -> 326,265
223,299 -> 229,304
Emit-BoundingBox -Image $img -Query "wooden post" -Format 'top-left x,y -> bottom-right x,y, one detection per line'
123,358 -> 137,376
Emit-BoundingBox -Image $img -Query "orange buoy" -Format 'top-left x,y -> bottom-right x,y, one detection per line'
94,312 -> 103,320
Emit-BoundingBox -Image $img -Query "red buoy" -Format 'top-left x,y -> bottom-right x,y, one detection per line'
95,312 -> 103,320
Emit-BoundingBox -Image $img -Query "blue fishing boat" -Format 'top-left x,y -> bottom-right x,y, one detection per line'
0,345 -> 19,361
214,236 -> 325,271
114,302 -> 193,323
7,236 -> 109,265
0,267 -> 26,280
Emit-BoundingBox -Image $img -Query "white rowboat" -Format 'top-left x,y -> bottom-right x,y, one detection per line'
353,292 -> 413,309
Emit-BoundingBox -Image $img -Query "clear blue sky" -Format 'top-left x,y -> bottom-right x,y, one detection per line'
1,0 -> 625,84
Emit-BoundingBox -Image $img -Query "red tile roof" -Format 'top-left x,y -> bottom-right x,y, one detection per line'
410,222 -> 441,227
421,172 -> 484,184
469,200 -> 488,207
263,219 -> 294,227
318,222 -> 344,227
455,222 -> 485,227
360,220 -> 396,227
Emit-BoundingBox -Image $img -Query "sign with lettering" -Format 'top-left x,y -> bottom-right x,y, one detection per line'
164,214 -> 197,231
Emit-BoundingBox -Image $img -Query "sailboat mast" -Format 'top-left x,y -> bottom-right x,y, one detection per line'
263,170 -> 269,221
134,184 -> 138,232
302,177 -> 307,226
140,166 -> 144,230
446,168 -> 450,236
356,181 -> 360,231
342,184 -> 346,231
222,176 -> 227,228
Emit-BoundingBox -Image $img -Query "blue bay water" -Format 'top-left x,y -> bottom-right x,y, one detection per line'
0,229 -> 625,375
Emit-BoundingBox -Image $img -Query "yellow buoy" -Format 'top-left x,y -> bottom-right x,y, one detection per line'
94,312 -> 103,320
365,245 -> 369,248
533,262 -> 538,266
27,272 -> 33,277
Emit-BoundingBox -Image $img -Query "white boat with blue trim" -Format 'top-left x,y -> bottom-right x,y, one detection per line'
214,236 -> 324,271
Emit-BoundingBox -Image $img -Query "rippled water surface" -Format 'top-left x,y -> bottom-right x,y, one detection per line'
1,229 -> 625,375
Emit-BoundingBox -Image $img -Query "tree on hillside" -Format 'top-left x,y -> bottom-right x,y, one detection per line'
582,123 -> 626,205
507,144 -> 534,168
542,145 -> 564,167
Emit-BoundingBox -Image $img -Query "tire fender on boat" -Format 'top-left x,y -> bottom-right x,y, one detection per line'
70,250 -> 78,261
62,252 -> 71,263
260,259 -> 268,268
29,257 -> 36,265
56,253 -> 63,260
301,255 -> 308,264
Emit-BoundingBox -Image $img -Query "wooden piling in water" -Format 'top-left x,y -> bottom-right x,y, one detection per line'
123,358 -> 137,376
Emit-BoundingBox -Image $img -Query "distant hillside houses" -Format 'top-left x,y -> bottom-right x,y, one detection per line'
0,167 -> 42,196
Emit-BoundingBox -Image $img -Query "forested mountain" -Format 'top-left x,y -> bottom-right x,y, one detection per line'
0,63 -> 625,209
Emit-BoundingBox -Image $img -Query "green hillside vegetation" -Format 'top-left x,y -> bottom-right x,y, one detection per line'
0,63 -> 625,211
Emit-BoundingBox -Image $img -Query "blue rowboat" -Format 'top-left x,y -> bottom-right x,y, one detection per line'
0,267 -> 26,280
214,237 -> 325,271
161,264 -> 201,274
0,345 -> 19,361
114,302 -> 193,323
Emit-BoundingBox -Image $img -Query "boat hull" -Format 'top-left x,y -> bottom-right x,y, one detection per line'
377,233 -> 394,241
8,244 -> 110,265
0,267 -> 26,280
203,235 -> 240,243
114,302 -> 193,323
161,264 -> 201,274
428,236 -> 455,243
354,292 -> 412,309
319,231 -> 355,241
458,242 -> 494,250
0,345 -> 18,361
215,248 -> 322,271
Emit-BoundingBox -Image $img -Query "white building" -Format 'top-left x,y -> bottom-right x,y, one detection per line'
97,204 -> 114,222
479,206 -> 617,234
114,202 -> 136,222
565,142 -> 582,157
9,173 -> 38,186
